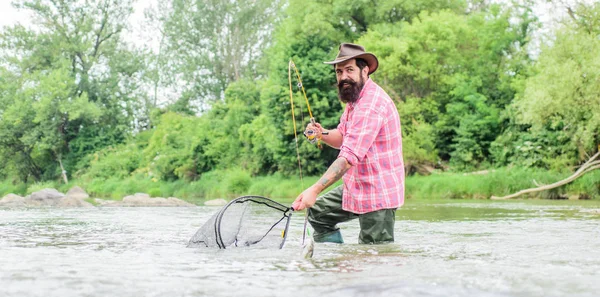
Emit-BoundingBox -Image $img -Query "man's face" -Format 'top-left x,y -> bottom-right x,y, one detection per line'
335,59 -> 369,104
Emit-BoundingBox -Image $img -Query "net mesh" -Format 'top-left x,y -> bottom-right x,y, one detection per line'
188,196 -> 292,249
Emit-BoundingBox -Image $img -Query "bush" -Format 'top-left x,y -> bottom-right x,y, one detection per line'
78,143 -> 145,180
568,170 -> 600,199
225,169 -> 252,196
0,180 -> 28,196
148,188 -> 162,197
144,112 -> 215,181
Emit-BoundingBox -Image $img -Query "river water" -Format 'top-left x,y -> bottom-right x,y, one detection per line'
1,199 -> 599,297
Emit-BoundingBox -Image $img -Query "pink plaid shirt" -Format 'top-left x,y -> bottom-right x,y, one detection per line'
337,78 -> 405,214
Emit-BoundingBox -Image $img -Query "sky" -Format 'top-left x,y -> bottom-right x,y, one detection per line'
0,1 -> 26,29
0,0 -> 156,47
0,0 -> 565,50
0,0 -> 154,26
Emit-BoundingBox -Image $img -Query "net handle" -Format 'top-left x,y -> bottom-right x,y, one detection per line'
215,196 -> 293,249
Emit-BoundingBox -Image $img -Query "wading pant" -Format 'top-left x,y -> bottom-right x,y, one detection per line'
307,185 -> 396,244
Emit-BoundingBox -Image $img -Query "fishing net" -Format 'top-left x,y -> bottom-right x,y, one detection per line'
188,195 -> 293,249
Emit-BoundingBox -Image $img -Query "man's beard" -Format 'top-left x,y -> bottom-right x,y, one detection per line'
337,75 -> 365,104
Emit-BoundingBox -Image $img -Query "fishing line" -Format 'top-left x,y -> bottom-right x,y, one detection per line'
288,59 -> 316,249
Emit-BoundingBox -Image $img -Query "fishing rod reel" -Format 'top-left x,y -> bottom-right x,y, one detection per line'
304,118 -> 329,145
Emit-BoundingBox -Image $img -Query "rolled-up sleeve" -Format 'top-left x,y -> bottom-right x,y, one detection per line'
338,106 -> 384,165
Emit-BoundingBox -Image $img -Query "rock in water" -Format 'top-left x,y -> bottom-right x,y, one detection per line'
29,188 -> 64,201
65,186 -> 90,199
0,194 -> 26,207
27,188 -> 65,206
58,196 -> 94,208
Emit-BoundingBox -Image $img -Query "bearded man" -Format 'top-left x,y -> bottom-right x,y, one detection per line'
292,43 -> 405,244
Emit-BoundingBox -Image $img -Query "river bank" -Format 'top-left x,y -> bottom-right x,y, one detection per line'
1,167 -> 598,205
0,187 -> 198,208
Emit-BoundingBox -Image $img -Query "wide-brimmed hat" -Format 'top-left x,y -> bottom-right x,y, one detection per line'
324,43 -> 379,75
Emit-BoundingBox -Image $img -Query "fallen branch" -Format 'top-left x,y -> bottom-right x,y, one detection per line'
491,150 -> 600,200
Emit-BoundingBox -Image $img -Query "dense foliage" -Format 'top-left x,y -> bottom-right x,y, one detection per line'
0,0 -> 599,193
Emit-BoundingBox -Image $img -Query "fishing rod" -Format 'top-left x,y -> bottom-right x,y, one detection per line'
287,59 -> 319,258
288,60 -> 329,147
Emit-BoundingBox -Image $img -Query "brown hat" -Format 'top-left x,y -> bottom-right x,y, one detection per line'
324,43 -> 379,75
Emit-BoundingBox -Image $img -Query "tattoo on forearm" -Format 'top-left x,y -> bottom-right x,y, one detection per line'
318,158 -> 351,189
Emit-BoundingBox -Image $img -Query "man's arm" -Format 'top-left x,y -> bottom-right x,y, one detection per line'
315,157 -> 351,190
292,157 -> 352,210
306,122 -> 344,149
320,128 -> 343,149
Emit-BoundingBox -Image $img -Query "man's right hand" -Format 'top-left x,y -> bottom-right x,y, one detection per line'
304,122 -> 325,143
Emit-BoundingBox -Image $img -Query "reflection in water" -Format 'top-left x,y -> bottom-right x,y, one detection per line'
1,200 -> 600,297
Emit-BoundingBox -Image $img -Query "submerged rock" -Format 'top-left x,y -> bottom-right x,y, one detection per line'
204,198 -> 228,206
96,193 -> 195,207
0,188 -> 194,208
0,188 -> 93,208
94,198 -> 120,207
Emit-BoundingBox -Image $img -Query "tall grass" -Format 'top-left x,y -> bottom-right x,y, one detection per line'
0,180 -> 28,196
405,167 -> 599,199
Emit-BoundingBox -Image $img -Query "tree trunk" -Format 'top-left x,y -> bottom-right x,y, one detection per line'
58,156 -> 69,184
491,150 -> 600,200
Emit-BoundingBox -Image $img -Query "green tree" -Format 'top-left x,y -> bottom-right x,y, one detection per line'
0,0 -> 145,181
359,4 -> 535,169
511,13 -> 600,164
201,79 -> 263,173
156,0 -> 284,111
143,112 -> 214,181
258,0 -> 498,174
0,63 -> 101,181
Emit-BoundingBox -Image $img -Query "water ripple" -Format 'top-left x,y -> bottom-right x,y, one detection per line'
1,202 -> 599,297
